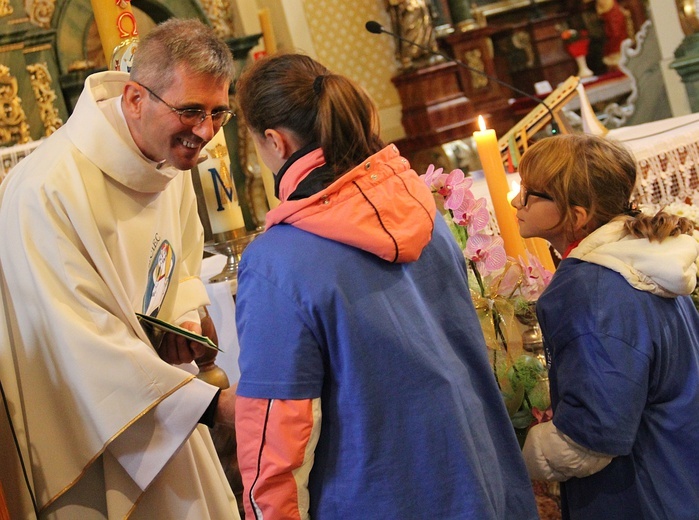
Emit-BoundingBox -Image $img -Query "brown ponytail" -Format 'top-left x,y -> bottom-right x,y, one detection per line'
624,211 -> 697,242
519,134 -> 697,243
235,53 -> 384,179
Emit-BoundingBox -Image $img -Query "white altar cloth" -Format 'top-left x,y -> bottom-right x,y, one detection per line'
607,113 -> 699,206
201,254 -> 241,384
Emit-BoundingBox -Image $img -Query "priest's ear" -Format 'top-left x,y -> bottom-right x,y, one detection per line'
122,81 -> 145,118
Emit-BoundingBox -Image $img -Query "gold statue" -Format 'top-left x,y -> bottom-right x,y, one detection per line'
385,0 -> 442,70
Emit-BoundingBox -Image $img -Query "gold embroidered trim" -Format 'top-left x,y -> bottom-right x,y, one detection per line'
40,375 -> 197,512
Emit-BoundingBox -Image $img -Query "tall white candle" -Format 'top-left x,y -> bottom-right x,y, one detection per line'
197,129 -> 245,234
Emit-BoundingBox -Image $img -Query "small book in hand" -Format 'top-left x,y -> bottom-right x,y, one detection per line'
136,313 -> 222,352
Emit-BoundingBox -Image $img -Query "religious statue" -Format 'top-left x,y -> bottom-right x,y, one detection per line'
596,0 -> 630,68
385,0 -> 442,70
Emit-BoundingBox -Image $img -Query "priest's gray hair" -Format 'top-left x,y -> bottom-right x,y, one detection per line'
129,18 -> 235,93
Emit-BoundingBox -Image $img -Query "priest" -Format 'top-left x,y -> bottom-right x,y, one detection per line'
0,18 -> 240,519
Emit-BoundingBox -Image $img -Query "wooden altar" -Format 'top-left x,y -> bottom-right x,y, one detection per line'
390,61 -> 479,155
391,0 -> 649,169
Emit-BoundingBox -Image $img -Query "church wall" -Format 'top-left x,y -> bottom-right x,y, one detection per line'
234,0 -> 407,143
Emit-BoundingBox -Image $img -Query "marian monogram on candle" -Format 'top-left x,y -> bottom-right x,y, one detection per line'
206,142 -> 237,208
196,129 -> 245,234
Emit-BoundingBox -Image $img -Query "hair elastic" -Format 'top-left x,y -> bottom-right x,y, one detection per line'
625,201 -> 641,217
313,75 -> 325,95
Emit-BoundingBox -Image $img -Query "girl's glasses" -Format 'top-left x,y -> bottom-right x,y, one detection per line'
521,185 -> 554,207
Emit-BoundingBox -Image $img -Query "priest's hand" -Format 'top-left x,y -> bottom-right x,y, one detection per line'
159,320 -> 207,365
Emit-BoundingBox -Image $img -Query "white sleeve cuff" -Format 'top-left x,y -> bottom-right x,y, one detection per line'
523,420 -> 614,482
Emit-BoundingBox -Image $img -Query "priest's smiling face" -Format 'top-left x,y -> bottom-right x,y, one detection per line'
124,66 -> 231,171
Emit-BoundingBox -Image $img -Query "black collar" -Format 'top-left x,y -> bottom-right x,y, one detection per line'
274,142 -> 319,199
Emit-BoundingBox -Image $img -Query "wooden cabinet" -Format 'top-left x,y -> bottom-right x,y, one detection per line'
489,12 -> 577,97
391,61 -> 477,154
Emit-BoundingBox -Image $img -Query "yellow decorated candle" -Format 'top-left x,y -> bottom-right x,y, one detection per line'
196,129 -> 245,235
90,0 -> 139,70
474,115 -> 527,261
258,8 -> 277,54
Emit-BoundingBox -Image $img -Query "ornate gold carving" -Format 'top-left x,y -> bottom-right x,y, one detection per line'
28,0 -> 56,29
198,0 -> 235,39
27,62 -> 62,136
385,0 -> 441,70
8,17 -> 30,25
67,60 -> 96,72
0,43 -> 25,54
512,30 -> 535,68
23,44 -> 52,54
0,0 -> 13,17
0,65 -> 31,145
464,49 -> 488,90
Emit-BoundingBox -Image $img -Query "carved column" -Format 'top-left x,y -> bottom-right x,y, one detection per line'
670,0 -> 699,113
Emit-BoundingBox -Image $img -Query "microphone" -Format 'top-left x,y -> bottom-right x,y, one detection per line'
365,20 -> 560,135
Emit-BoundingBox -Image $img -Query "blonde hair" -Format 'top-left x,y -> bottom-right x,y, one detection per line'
519,134 -> 696,242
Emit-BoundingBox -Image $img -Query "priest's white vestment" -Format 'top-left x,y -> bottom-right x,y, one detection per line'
0,72 -> 239,519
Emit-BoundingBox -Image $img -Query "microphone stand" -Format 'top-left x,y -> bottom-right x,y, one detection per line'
365,20 -> 560,135
528,0 -> 543,20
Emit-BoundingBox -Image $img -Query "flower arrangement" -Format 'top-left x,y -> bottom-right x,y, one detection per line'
422,165 -> 554,440
560,28 -> 588,44
561,28 -> 590,58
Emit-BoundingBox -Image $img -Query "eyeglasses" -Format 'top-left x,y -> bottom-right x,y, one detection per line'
520,185 -> 554,207
136,82 -> 234,128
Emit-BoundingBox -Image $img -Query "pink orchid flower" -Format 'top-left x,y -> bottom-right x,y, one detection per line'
441,169 -> 473,211
491,261 -> 524,298
519,252 -> 554,301
421,164 -> 446,191
466,234 -> 507,275
453,196 -> 490,235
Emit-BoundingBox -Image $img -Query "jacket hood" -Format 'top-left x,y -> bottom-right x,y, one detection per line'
568,218 -> 699,297
265,144 -> 436,263
64,71 -> 181,193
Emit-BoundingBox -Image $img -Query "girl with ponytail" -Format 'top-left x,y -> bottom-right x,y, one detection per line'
232,53 -> 539,520
515,134 -> 699,520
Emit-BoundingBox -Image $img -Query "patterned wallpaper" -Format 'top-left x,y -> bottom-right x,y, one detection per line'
301,0 -> 401,111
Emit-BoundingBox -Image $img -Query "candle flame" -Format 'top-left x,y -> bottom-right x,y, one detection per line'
478,115 -> 486,132
507,180 -> 520,203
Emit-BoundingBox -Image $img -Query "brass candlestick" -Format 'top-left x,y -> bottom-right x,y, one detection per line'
196,308 -> 229,389
203,228 -> 262,283
515,301 -> 547,368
